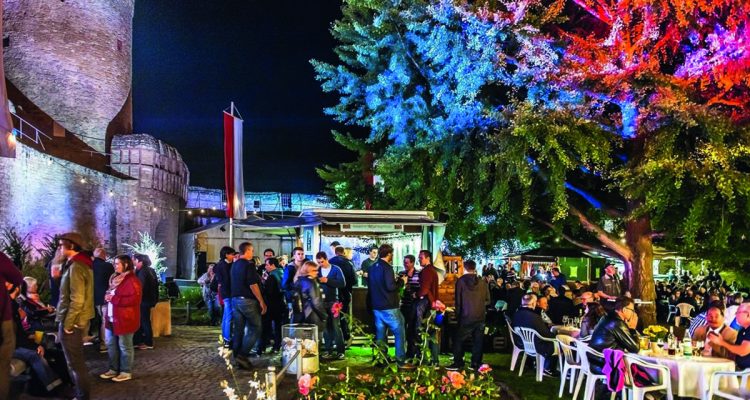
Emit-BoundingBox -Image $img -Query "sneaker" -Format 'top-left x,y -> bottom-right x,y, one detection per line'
247,351 -> 260,358
135,344 -> 154,350
99,347 -> 108,353
99,370 -> 118,379
334,352 -> 345,360
445,363 -> 463,371
543,369 -> 559,378
111,372 -> 132,382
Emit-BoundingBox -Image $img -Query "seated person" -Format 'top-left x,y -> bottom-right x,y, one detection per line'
709,302 -> 750,370
8,283 -> 65,395
17,277 -> 55,330
512,293 -> 557,375
589,297 -> 640,374
692,303 -> 737,359
534,295 -> 553,326
579,302 -> 605,338
548,286 -> 576,325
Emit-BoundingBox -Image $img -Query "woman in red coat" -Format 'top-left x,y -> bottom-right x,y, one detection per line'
99,255 -> 142,382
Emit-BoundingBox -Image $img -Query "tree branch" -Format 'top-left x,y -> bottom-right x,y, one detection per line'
569,206 -> 632,259
564,182 -> 624,218
535,218 -> 621,259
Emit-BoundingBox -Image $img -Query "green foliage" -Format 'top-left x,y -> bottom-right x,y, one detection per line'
35,234 -> 61,263
300,312 -> 500,399
124,232 -> 168,276
1,227 -> 33,269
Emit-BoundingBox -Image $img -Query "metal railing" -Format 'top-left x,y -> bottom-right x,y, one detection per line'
10,112 -> 52,151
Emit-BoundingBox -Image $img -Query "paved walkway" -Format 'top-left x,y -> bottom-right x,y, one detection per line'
19,325 -> 301,400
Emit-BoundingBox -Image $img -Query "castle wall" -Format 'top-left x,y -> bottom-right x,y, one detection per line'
0,138 -> 185,277
3,0 -> 134,152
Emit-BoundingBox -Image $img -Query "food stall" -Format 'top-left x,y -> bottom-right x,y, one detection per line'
233,209 -> 447,330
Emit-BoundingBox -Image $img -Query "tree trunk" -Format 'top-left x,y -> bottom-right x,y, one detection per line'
623,214 -> 657,327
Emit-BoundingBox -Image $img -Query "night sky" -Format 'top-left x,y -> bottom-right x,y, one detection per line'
132,1 -> 356,194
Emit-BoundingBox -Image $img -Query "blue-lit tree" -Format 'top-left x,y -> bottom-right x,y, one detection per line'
314,0 -> 750,324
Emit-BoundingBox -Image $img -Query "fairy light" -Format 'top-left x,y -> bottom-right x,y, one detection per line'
80,177 -> 86,184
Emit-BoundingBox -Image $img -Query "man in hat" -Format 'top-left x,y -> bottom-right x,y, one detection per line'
55,232 -> 94,400
596,262 -> 623,312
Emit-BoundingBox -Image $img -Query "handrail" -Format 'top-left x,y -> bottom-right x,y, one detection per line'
10,112 -> 52,151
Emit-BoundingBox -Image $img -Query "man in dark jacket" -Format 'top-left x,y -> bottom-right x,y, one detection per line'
505,282 -> 524,316
92,248 -> 114,352
549,266 -> 567,293
548,286 -> 577,324
283,247 -> 306,304
329,245 -> 356,343
213,246 -> 236,347
316,252 -> 346,359
511,293 -> 557,375
449,260 -> 490,370
133,254 -> 159,350
415,249 -> 440,365
368,244 -> 408,365
1,251 -> 24,399
588,297 -> 640,374
260,257 -> 284,353
400,254 -> 421,360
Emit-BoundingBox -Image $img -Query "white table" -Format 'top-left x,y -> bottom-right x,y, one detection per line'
637,352 -> 738,399
551,325 -> 581,338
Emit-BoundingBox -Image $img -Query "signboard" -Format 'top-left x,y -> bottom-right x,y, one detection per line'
340,223 -> 403,232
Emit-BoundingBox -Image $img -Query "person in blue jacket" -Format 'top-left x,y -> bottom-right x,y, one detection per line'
316,252 -> 346,360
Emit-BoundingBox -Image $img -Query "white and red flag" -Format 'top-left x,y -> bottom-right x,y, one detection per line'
223,103 -> 246,219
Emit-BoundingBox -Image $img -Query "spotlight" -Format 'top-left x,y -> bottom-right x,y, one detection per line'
108,190 -> 114,197
152,207 -> 157,212
187,210 -> 193,215
80,177 -> 86,184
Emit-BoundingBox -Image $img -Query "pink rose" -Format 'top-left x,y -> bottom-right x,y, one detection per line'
331,302 -> 343,318
432,300 -> 446,312
478,364 -> 492,374
298,373 -> 316,396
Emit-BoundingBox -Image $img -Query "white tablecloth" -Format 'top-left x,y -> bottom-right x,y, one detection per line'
638,352 -> 738,399
551,325 -> 581,338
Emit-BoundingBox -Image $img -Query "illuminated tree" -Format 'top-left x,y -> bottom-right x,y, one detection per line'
314,0 -> 750,324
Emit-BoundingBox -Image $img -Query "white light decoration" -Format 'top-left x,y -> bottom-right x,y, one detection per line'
80,177 -> 86,184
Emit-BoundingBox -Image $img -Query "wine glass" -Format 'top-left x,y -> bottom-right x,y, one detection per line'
563,316 -> 570,327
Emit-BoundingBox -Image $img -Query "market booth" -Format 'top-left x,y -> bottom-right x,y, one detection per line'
234,209 -> 446,331
505,247 -> 607,283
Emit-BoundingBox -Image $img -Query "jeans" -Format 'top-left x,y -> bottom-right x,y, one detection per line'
231,297 -> 262,358
134,304 -> 154,346
373,308 -> 406,362
1,319 -> 16,399
105,328 -> 134,373
206,296 -> 221,326
59,324 -> 91,400
13,347 -> 62,391
452,321 -> 485,367
222,298 -> 234,343
323,302 -> 345,354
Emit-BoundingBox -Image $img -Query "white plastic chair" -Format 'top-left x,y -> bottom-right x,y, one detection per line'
622,353 -> 673,400
506,316 -> 524,372
574,340 -> 614,400
557,334 -> 582,399
666,305 -> 678,323
676,303 -> 694,324
708,369 -> 750,400
515,326 -> 559,382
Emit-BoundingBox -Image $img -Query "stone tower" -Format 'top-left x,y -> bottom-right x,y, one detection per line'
3,0 -> 134,152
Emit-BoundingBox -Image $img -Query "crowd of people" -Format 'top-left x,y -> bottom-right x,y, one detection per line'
0,232 -> 160,400
4,232 -> 750,400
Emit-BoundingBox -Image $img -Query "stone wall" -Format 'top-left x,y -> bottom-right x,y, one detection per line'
0,135 -> 187,277
3,0 -> 134,152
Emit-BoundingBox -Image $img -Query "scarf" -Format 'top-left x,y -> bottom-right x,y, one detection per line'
108,270 -> 131,294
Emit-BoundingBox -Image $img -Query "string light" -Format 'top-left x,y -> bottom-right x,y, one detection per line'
132,199 -> 137,206
187,210 -> 193,215
152,207 -> 158,212
200,209 -> 205,214
108,190 -> 114,197
80,177 -> 86,184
